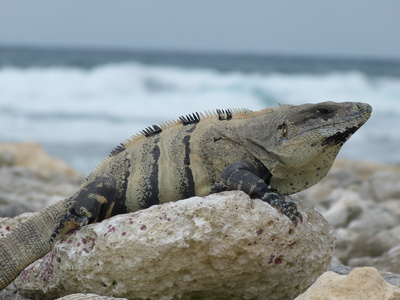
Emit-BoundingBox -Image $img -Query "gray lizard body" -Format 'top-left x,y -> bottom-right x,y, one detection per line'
0,101 -> 371,290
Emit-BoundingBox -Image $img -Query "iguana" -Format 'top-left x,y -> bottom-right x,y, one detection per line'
0,101 -> 371,290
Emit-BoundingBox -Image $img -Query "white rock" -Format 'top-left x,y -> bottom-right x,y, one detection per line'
15,191 -> 334,300
295,267 -> 400,300
322,189 -> 363,228
348,205 -> 400,234
370,171 -> 400,202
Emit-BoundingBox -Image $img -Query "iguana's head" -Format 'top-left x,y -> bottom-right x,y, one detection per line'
243,101 -> 372,194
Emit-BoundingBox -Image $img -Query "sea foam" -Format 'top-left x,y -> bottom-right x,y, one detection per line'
0,62 -> 398,172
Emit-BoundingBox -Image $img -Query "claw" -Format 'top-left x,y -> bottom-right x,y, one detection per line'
60,214 -> 89,227
261,193 -> 303,226
49,213 -> 89,245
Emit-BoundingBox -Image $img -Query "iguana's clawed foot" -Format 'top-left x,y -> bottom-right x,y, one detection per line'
59,213 -> 89,228
49,213 -> 89,245
262,193 -> 303,226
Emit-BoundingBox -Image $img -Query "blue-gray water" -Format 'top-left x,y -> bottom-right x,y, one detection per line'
1,46 -> 399,174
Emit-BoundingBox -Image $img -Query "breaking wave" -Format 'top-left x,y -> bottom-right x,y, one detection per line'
1,62 -> 399,172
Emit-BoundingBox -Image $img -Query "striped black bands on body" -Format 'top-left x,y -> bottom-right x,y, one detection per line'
117,162 -> 130,215
180,124 -> 197,199
181,134 -> 196,199
141,138 -> 161,209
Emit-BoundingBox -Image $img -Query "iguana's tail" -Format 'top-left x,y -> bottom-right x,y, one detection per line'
0,200 -> 68,290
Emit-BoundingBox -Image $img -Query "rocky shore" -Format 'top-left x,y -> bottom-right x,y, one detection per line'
0,142 -> 83,217
1,142 -> 400,299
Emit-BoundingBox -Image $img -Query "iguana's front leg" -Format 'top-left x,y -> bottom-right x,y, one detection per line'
50,174 -> 118,245
222,161 -> 303,226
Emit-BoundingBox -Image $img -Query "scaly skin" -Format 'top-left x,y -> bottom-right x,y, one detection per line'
0,101 -> 372,290
0,201 -> 67,289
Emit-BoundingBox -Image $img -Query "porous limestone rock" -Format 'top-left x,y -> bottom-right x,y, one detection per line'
15,191 -> 335,300
57,293 -> 127,300
295,267 -> 400,300
330,258 -> 400,288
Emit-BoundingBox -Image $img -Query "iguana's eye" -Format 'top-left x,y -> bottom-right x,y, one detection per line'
277,123 -> 289,137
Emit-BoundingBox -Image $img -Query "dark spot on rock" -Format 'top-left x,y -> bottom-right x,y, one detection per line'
268,254 -> 275,264
275,255 -> 284,265
108,226 -> 116,233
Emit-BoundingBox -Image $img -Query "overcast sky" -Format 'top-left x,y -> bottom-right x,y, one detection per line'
1,1 -> 399,59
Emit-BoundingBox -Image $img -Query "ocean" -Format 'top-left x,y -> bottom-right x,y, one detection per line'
1,46 -> 399,175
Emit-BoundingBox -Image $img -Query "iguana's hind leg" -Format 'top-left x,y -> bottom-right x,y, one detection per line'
222,161 -> 303,226
50,174 -> 118,245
